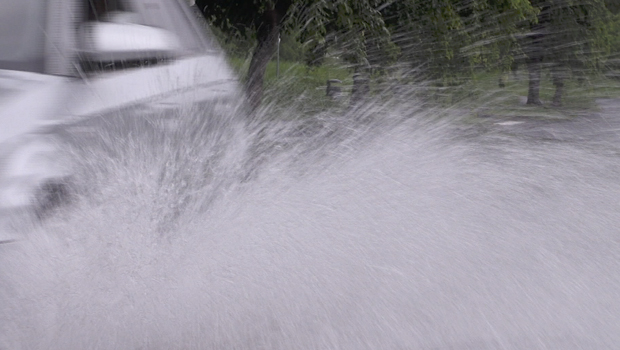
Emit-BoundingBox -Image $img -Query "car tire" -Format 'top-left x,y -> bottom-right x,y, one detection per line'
33,179 -> 71,220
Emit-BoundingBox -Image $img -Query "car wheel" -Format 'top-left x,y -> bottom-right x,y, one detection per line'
33,179 -> 71,220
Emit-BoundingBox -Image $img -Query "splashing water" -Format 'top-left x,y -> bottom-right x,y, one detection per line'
2,93 -> 620,349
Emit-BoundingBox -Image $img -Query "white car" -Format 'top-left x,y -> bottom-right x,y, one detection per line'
0,0 -> 240,214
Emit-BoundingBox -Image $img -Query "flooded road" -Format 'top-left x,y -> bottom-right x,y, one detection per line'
1,97 -> 620,349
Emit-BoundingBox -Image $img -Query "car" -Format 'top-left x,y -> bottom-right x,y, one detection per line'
0,0 -> 240,216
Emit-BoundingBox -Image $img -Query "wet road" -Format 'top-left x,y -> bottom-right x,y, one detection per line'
2,97 -> 620,349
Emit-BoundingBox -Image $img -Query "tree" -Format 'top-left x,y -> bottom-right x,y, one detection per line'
196,0 -> 397,108
291,0 -> 397,103
379,0 -> 537,86
604,0 -> 620,14
519,0 -> 612,106
382,0 -> 611,107
195,0 -> 293,110
195,0 -> 613,109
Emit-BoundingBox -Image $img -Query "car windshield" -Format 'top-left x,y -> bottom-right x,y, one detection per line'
0,0 -> 47,73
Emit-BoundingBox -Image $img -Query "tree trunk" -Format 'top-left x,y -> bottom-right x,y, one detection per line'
523,10 -> 548,106
526,58 -> 543,105
511,59 -> 519,79
551,66 -> 566,107
246,10 -> 279,110
350,71 -> 370,107
552,81 -> 563,107
246,1 -> 292,111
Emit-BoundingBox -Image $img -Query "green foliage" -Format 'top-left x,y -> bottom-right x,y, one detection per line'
197,0 -> 619,110
195,0 -> 276,37
604,0 -> 620,14
208,25 -> 256,59
287,0 -> 398,70
535,0 -> 612,69
262,60 -> 352,112
603,12 -> 620,69
379,0 -> 538,83
278,33 -> 306,61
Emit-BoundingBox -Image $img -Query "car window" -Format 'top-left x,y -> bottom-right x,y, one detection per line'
80,0 -> 163,73
0,0 -> 47,73
87,0 -> 129,21
79,0 -> 212,74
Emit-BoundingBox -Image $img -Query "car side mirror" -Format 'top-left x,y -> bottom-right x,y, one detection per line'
78,22 -> 181,63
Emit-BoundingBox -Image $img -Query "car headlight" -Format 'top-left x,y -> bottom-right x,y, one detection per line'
0,134 -> 70,210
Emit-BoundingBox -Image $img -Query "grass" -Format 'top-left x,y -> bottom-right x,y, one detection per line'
226,56 -> 354,113
225,55 -> 620,120
460,70 -> 620,118
263,60 -> 353,111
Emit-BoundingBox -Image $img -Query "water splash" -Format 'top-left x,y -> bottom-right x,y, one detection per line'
2,94 -> 620,349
